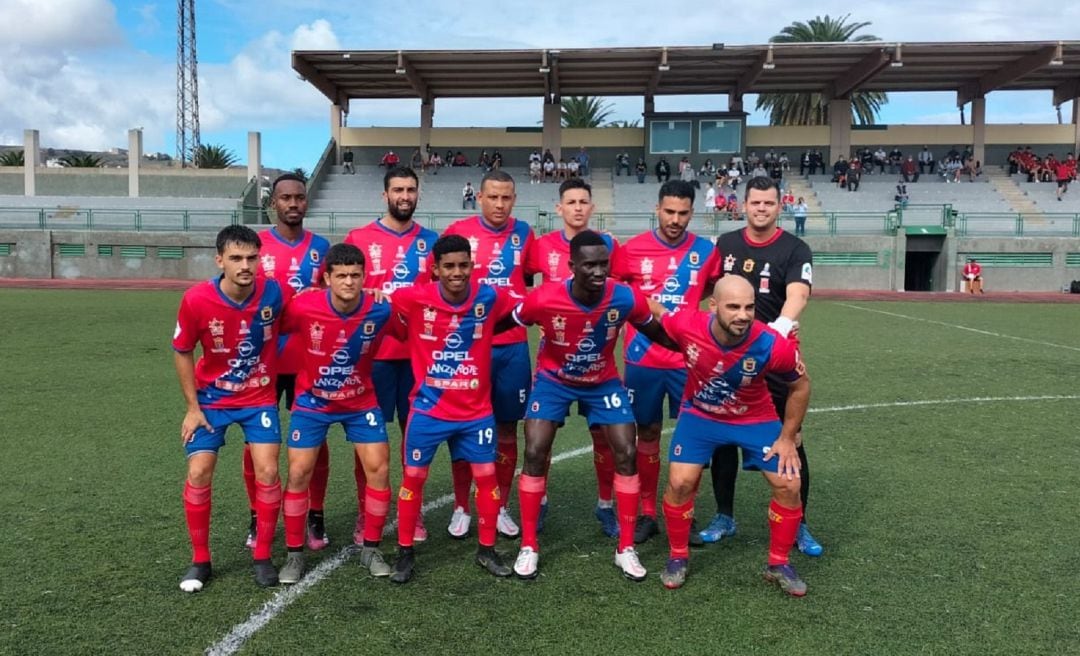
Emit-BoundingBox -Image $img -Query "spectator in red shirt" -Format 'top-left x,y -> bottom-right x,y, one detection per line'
900,156 -> 919,183
962,258 -> 984,294
380,150 -> 400,168
1055,154 -> 1076,201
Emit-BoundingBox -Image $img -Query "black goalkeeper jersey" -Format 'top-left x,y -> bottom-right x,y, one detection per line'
716,228 -> 813,324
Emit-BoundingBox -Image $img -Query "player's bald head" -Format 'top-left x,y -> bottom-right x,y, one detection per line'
712,275 -> 755,304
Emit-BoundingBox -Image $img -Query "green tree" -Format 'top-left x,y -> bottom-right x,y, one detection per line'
755,14 -> 888,126
605,119 -> 641,128
560,96 -> 615,128
58,152 -> 102,167
0,150 -> 25,166
194,144 -> 238,169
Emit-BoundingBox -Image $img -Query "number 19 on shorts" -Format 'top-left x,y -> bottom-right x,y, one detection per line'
477,427 -> 494,445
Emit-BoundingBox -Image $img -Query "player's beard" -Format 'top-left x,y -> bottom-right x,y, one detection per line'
387,200 -> 416,222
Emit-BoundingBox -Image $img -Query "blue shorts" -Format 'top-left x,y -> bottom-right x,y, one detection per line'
669,411 -> 782,473
526,375 -> 634,426
491,342 -> 531,423
624,364 -> 687,426
286,408 -> 388,449
373,359 -> 414,425
186,405 -> 280,457
403,412 -> 497,466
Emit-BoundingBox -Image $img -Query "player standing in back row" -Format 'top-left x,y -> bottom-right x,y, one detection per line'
612,180 -> 722,544
705,175 -> 822,556
524,178 -> 623,537
441,170 -> 535,540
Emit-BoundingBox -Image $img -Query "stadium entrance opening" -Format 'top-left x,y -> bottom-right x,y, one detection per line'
903,229 -> 947,292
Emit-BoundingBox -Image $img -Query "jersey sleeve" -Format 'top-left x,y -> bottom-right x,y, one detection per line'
279,296 -> 300,335
493,287 -> 517,320
628,287 -> 653,326
523,237 -> 542,277
658,310 -> 689,349
610,243 -> 632,282
785,240 -> 814,290
512,287 -> 543,326
766,332 -> 802,382
342,228 -> 361,248
387,286 -> 416,337
172,290 -> 200,353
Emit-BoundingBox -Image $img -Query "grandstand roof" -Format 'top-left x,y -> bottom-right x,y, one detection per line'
293,41 -> 1080,107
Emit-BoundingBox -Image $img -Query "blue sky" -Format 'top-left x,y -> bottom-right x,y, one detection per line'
0,0 -> 1075,170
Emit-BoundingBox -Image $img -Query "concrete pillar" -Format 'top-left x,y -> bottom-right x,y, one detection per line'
828,98 -> 852,162
542,101 -> 562,161
24,129 -> 39,197
1072,99 -> 1079,157
729,94 -> 743,113
971,96 -> 986,166
644,96 -> 655,115
128,128 -> 142,198
330,104 -> 344,162
247,131 -> 261,196
420,100 -> 434,161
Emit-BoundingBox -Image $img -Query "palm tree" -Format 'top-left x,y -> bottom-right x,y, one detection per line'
606,119 -> 641,128
59,152 -> 102,167
0,150 -> 24,166
194,144 -> 238,169
755,14 -> 888,126
561,96 -> 615,128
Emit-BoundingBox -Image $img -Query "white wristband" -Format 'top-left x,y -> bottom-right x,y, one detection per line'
769,316 -> 796,338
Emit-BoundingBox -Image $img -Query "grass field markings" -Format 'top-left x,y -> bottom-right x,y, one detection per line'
208,394 -> 1074,655
836,303 -> 1080,354
206,443 -> 595,656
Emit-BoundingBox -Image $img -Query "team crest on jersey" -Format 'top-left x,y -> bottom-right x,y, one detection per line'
723,254 -> 736,272
742,258 -> 755,274
260,306 -> 274,321
291,430 -> 301,442
363,321 -> 376,335
423,306 -> 437,322
309,322 -> 325,354
552,315 -> 566,330
208,318 -> 225,336
261,255 -> 276,275
511,234 -> 521,248
801,262 -> 813,284
742,358 -> 758,374
689,252 -> 700,266
606,309 -> 620,323
474,303 -> 486,319
310,249 -> 320,263
417,239 -> 427,253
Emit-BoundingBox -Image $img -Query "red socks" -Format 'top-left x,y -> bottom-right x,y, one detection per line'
662,498 -> 694,560
767,499 -> 803,566
518,474 -> 547,551
636,439 -> 661,517
253,480 -> 282,560
183,482 -> 212,563
613,473 -> 641,552
362,486 -> 391,545
242,445 -> 256,512
451,460 -> 472,510
283,489 -> 309,549
308,443 -> 329,512
472,462 -> 500,548
495,439 -> 518,506
590,427 -> 614,503
353,449 -> 367,514
396,465 -> 428,547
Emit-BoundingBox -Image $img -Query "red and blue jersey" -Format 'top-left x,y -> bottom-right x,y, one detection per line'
281,290 -> 393,414
172,277 -> 285,409
612,230 -> 722,369
442,215 -> 534,346
525,229 -> 621,283
514,280 -> 651,386
343,219 -> 439,361
257,227 -> 331,374
390,281 -> 515,421
660,311 -> 801,424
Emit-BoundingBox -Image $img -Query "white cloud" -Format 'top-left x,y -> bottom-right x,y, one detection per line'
0,0 -> 123,50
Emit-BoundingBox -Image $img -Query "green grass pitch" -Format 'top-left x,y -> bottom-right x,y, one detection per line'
1,289 -> 1078,655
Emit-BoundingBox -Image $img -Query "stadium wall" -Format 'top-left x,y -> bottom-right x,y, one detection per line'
3,229 -> 1077,292
0,168 -> 249,199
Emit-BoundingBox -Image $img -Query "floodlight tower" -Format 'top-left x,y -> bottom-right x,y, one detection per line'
176,0 -> 201,166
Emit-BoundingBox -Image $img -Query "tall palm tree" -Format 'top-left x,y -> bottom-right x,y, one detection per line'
0,150 -> 24,166
561,96 -> 615,128
194,144 -> 238,169
58,152 -> 102,167
755,14 -> 888,126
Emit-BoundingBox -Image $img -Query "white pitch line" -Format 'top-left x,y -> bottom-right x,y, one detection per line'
206,444 -> 593,656
207,394 -> 1079,654
836,303 -> 1080,353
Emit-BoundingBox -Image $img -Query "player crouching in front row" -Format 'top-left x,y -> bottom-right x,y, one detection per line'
655,276 -> 812,596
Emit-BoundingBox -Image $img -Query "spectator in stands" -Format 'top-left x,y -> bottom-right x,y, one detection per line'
945,146 -> 960,161
769,159 -> 784,188
731,153 -> 745,174
962,158 -> 982,182
810,150 -> 824,175
462,181 -> 477,210
680,158 -> 696,185
847,158 -> 862,192
714,189 -> 728,215
704,182 -> 717,218
918,146 -> 935,175
726,162 -> 742,189
895,180 -> 909,209
779,152 -> 790,173
557,158 -> 569,181
491,150 -> 503,170
888,147 -> 903,175
699,158 -> 716,179
410,149 -> 423,170
859,148 -> 874,175
567,158 -> 580,179
781,188 -> 795,214
962,258 -> 984,294
901,156 -> 919,183
453,151 -> 468,167
1054,153 -> 1076,201
1007,147 -> 1023,175
445,149 -> 454,165
1039,154 -> 1057,183
528,149 -> 541,167
635,158 -> 647,183
873,146 -> 887,175
656,157 -> 671,183
478,150 -> 491,171
529,159 -> 542,184
832,155 -> 849,188
544,157 -> 557,182
380,150 -> 400,168
615,151 -> 631,176
943,156 -> 963,183
342,149 -> 355,174
792,197 -> 808,236
746,152 -> 761,171
726,192 -> 740,220
800,150 -> 811,176
577,147 -> 590,177
542,149 -> 555,164
750,162 -> 769,179
764,149 -> 777,165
